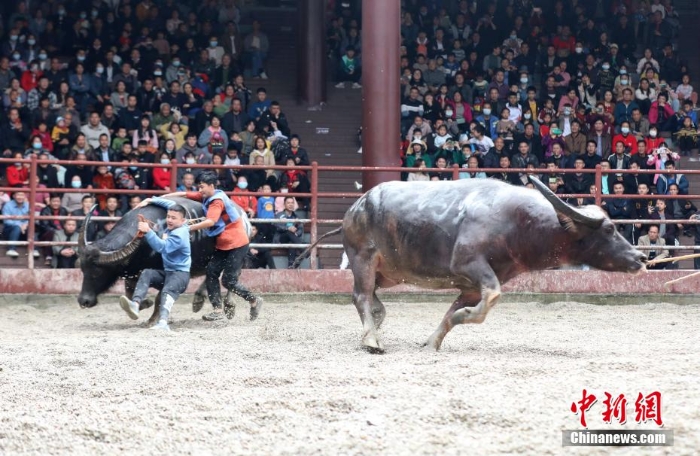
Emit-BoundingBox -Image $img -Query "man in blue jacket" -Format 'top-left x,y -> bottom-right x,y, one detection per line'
119,203 -> 191,331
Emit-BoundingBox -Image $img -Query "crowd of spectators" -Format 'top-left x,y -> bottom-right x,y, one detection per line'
326,0 -> 700,267
0,0 -> 313,267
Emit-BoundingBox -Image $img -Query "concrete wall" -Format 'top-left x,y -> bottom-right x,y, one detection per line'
0,269 -> 696,295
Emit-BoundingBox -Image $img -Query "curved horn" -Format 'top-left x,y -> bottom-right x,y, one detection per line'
78,204 -> 98,248
93,236 -> 144,265
81,206 -> 143,265
528,175 -> 604,229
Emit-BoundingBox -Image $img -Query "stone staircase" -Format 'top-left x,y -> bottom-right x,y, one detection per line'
247,8 -> 362,268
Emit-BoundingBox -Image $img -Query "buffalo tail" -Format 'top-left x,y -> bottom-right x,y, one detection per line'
289,227 -> 343,269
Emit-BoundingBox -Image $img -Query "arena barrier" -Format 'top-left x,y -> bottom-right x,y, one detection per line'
2,156 -> 700,269
0,269 -> 698,295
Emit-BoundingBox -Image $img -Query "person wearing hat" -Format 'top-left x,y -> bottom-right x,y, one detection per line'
404,138 -> 431,169
608,44 -> 624,72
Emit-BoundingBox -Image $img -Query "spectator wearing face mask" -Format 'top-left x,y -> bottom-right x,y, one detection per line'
177,151 -> 201,185
6,152 -> 29,187
612,121 -> 638,155
613,71 -> 631,101
152,152 -> 173,191
231,176 -> 257,218
62,176 -> 90,213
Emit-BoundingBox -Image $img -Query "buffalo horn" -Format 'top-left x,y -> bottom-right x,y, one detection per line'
93,236 -> 144,265
528,175 -> 604,229
78,204 -> 99,248
80,204 -> 143,265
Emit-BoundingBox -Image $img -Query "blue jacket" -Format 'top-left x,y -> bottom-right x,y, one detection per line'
248,100 -> 271,120
1,200 -> 30,227
475,114 -> 499,138
613,101 -> 639,125
144,225 -> 191,272
657,173 -> 689,195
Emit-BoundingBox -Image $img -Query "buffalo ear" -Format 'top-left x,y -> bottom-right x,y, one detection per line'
557,212 -> 591,240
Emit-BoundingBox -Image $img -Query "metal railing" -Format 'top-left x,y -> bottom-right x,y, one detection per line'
2,156 -> 700,268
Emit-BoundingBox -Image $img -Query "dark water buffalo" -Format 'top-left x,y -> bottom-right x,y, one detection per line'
77,196 -> 250,323
302,176 -> 646,353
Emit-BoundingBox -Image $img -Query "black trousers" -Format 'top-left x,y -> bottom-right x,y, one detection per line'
244,248 -> 276,269
133,269 -> 190,304
56,254 -> 77,268
276,232 -> 304,266
206,246 -> 257,308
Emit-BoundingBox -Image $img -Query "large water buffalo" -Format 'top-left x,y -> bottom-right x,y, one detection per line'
300,176 -> 646,353
77,196 -> 251,323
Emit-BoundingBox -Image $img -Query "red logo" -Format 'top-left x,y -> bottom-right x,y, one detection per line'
570,389 -> 598,428
571,390 -> 664,428
602,392 -> 628,425
635,391 -> 663,427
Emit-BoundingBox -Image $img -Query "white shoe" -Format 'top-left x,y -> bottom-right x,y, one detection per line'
259,71 -> 268,79
119,296 -> 140,320
357,147 -> 362,154
150,320 -> 171,331
335,82 -> 345,88
352,82 -> 362,89
6,250 -> 18,258
33,250 -> 40,257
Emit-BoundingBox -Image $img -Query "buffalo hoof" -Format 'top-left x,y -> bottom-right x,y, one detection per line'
192,294 -> 206,313
139,299 -> 154,311
361,334 -> 385,354
421,333 -> 444,351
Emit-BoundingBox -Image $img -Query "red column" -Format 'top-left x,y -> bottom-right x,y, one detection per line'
361,0 -> 401,188
298,0 -> 326,106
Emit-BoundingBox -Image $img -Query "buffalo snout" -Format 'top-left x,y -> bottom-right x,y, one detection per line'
78,295 -> 98,308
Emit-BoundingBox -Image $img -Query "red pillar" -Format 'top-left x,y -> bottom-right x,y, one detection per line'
361,0 -> 401,188
298,0 -> 326,106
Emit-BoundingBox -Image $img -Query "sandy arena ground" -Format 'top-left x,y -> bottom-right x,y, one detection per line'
0,294 -> 698,455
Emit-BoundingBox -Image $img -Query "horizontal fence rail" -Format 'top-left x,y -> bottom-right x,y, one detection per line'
2,156 -> 700,269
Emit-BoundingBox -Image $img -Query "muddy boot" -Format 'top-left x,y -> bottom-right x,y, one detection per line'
119,296 -> 140,320
250,296 -> 264,321
223,291 -> 236,320
202,309 -> 224,321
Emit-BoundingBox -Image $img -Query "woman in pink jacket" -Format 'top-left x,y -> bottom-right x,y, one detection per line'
445,91 -> 472,133
648,94 -> 675,130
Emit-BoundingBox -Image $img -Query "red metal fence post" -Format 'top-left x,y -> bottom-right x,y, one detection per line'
310,162 -> 319,269
594,164 -> 602,207
452,164 -> 460,180
27,155 -> 38,269
169,161 -> 178,192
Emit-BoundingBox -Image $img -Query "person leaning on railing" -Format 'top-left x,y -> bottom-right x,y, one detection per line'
5,152 -> 29,187
1,190 -> 36,258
